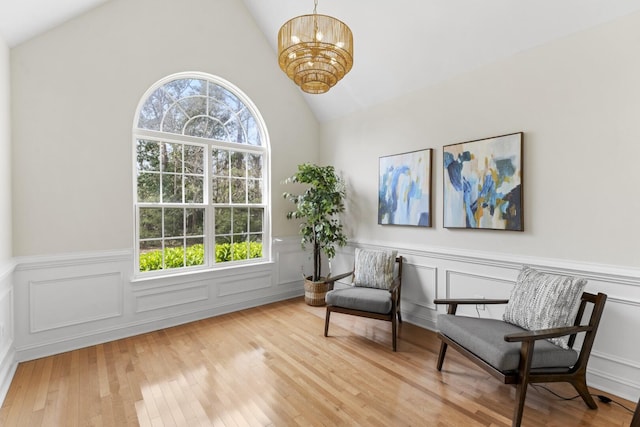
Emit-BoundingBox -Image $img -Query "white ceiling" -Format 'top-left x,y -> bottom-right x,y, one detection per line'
2,0 -> 640,122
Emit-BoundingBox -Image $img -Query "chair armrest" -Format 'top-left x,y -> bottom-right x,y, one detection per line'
504,325 -> 592,343
433,298 -> 509,315
325,271 -> 354,285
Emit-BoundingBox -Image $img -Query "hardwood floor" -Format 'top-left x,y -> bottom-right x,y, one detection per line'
0,297 -> 635,426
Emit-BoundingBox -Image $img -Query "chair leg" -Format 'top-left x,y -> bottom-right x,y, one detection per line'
324,309 -> 331,337
512,341 -> 535,427
391,315 -> 397,351
397,309 -> 402,324
571,375 -> 598,409
436,341 -> 448,371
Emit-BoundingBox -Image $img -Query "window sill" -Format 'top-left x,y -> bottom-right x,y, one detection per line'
130,260 -> 275,288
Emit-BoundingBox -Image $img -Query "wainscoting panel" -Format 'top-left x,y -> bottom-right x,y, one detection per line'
135,283 -> 209,313
217,271 -> 272,297
401,261 -> 437,310
29,272 -> 123,333
336,243 -> 640,402
3,240 -> 640,407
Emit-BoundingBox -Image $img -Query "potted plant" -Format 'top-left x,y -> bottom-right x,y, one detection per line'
283,163 -> 348,305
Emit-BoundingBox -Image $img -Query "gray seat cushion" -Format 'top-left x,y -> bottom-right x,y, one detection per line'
326,287 -> 392,314
437,314 -> 578,372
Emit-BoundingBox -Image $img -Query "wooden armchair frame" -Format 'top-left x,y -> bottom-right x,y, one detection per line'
324,256 -> 403,351
434,292 -> 607,427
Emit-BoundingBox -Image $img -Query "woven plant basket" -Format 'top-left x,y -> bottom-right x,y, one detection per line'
304,277 -> 330,306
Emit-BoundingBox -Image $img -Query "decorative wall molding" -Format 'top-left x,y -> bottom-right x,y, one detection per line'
444,269 -> 515,299
2,240 -> 639,408
135,284 -> 209,313
347,241 -> 640,402
15,249 -> 132,271
29,272 -> 124,333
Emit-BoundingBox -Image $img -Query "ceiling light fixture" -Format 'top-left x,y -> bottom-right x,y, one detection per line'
277,0 -> 353,94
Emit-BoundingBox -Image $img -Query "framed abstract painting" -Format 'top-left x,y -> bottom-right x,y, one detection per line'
443,132 -> 523,231
378,148 -> 433,227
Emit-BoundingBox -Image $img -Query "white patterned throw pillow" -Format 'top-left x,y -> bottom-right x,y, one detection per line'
503,266 -> 587,349
353,248 -> 397,290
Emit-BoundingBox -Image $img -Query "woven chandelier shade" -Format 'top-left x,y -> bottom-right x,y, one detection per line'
278,13 -> 353,94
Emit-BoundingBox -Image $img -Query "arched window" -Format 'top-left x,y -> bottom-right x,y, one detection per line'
133,72 -> 270,275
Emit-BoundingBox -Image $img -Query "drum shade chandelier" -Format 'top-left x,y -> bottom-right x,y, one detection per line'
278,0 -> 353,94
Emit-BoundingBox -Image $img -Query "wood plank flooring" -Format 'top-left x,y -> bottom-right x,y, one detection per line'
0,297 -> 635,426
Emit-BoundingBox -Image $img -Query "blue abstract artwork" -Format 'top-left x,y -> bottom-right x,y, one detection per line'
378,149 -> 432,227
443,133 -> 523,231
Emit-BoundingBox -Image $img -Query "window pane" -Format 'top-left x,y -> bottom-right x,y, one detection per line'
164,239 -> 185,269
233,208 -> 248,234
239,108 -> 261,146
210,121 -> 228,141
231,178 -> 246,203
215,235 -> 232,263
162,143 -> 183,174
138,90 -> 169,131
185,176 -> 203,203
162,174 -> 183,203
230,152 -> 246,177
249,235 -> 263,258
137,173 -> 160,203
137,140 -> 160,172
247,154 -> 262,178
164,208 -> 184,237
211,149 -> 229,176
179,97 -> 207,123
248,179 -> 262,204
140,208 -> 162,239
186,209 -> 204,236
184,145 -> 204,174
232,240 -> 249,261
186,239 -> 204,266
250,208 -> 263,233
162,104 -> 189,134
208,83 -> 239,108
164,78 -> 205,99
225,118 -> 243,143
139,240 -> 163,271
211,177 -> 229,203
215,207 -> 231,234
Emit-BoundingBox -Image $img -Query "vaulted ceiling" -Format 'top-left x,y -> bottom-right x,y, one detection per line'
2,0 -> 640,121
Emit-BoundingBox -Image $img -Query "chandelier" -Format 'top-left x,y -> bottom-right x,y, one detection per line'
278,0 -> 353,94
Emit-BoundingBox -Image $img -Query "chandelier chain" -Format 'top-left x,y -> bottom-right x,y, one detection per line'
313,0 -> 318,14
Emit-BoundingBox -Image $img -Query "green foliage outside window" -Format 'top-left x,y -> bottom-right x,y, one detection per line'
139,242 -> 263,271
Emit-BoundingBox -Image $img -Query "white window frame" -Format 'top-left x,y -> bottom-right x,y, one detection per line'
132,72 -> 271,278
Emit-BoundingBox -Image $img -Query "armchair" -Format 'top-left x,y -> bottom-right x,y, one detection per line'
434,267 -> 607,427
324,248 -> 403,351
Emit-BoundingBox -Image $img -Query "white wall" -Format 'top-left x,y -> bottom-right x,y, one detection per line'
10,0 -> 319,257
322,12 -> 640,401
323,11 -> 640,269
